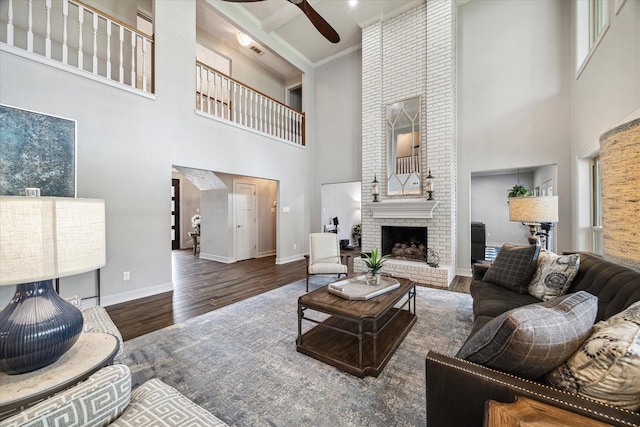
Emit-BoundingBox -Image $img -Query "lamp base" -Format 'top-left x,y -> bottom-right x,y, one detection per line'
0,280 -> 84,375
524,222 -> 540,245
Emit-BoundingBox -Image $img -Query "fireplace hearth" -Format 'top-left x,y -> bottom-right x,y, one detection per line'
382,226 -> 428,262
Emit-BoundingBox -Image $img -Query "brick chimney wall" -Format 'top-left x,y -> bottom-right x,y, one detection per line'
360,1 -> 457,287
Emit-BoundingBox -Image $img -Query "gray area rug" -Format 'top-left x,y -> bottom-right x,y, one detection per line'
121,277 -> 473,427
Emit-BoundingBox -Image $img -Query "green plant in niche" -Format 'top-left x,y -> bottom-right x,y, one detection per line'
353,223 -> 361,238
508,184 -> 529,198
361,248 -> 390,276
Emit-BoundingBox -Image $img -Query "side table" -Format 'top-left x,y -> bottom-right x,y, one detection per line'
0,332 -> 119,413
485,396 -> 611,427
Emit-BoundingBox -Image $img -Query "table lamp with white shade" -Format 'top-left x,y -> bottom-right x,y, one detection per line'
509,196 -> 559,246
0,196 -> 106,374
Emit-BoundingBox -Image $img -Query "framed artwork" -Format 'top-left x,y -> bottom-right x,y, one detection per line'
0,104 -> 76,197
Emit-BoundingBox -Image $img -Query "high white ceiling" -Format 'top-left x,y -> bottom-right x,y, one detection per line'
199,0 -> 423,79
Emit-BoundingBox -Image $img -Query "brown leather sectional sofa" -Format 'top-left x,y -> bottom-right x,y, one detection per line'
426,251 -> 640,426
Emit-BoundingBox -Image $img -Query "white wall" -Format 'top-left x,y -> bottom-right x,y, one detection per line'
570,0 -> 640,251
0,0 -> 313,306
457,0 -> 572,274
311,50 -> 362,235
471,173 -> 534,247
320,181 -> 361,245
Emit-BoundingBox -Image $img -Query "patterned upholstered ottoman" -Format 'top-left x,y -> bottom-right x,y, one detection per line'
0,365 -> 228,427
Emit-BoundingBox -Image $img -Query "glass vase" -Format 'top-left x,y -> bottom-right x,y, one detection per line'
366,272 -> 380,286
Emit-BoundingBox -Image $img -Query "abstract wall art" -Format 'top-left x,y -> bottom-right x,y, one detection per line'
0,104 -> 76,197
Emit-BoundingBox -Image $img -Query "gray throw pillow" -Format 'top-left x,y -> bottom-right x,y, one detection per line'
456,291 -> 597,379
482,243 -> 540,293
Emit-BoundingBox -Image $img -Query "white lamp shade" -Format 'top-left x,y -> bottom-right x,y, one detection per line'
0,197 -> 106,286
509,196 -> 559,223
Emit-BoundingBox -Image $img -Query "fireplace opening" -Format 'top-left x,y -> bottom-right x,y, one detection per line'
381,226 -> 428,262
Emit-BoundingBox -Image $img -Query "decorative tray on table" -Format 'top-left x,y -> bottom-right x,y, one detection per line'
328,275 -> 400,300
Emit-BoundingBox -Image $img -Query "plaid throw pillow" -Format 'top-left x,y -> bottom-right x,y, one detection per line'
483,243 -> 540,293
456,291 -> 597,379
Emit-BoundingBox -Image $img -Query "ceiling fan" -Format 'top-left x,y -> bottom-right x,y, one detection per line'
223,0 -> 340,44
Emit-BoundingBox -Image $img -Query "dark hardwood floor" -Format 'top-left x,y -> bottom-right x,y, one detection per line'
106,249 -> 471,342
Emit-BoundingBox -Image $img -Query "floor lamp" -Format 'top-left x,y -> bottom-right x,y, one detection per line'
509,196 -> 559,247
0,196 -> 106,374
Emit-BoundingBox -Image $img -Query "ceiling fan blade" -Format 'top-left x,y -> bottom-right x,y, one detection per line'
292,0 -> 340,44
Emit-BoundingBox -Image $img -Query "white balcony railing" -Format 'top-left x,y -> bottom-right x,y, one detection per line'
1,0 -> 154,94
196,62 -> 305,147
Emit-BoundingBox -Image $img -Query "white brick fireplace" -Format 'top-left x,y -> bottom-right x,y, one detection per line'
357,1 -> 457,289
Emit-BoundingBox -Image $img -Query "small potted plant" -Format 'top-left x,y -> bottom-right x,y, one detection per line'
508,184 -> 529,198
361,248 -> 390,285
353,223 -> 362,247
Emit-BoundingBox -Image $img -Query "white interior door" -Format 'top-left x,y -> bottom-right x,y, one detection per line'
234,181 -> 257,261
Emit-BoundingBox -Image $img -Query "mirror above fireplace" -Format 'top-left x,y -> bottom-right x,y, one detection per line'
386,96 -> 422,196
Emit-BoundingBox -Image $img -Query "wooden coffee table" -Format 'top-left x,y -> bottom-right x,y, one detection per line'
296,276 -> 416,378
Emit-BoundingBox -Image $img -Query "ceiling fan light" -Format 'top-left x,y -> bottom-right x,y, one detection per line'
237,32 -> 252,47
349,0 -> 358,6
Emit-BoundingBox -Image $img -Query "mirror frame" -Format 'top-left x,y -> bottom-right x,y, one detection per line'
385,96 -> 422,196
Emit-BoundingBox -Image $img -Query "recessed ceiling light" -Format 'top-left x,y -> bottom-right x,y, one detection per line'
349,0 -> 357,6
237,32 -> 252,47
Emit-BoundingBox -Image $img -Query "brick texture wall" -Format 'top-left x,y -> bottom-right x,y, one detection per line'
361,1 -> 457,287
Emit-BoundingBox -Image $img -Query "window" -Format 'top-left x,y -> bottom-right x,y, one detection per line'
575,0 -> 610,76
591,156 -> 603,254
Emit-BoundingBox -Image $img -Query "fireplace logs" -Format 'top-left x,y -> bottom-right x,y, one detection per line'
391,242 -> 426,260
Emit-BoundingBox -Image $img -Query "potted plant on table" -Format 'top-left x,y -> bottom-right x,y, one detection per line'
361,248 -> 390,285
191,214 -> 201,234
353,223 -> 362,247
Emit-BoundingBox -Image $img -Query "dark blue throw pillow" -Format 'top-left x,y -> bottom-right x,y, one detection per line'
482,244 -> 540,294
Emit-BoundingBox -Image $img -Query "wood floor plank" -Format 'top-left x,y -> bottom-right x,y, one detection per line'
107,250 -> 307,341
106,249 -> 471,341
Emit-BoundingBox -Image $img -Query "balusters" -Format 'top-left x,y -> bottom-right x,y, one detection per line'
4,0 -> 153,94
62,0 -> 68,64
232,82 -> 237,123
7,0 -> 14,46
190,64 -> 304,145
45,0 -> 51,58
141,38 -> 147,92
106,20 -> 112,79
27,0 -> 33,52
130,32 -> 136,88
207,69 -> 213,115
213,73 -> 219,117
198,65 -> 204,112
258,96 -> 263,132
92,13 -> 98,74
77,4 -> 84,69
118,26 -> 124,83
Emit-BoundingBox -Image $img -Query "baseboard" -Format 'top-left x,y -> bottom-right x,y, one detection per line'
456,267 -> 473,277
258,250 -> 276,258
276,254 -> 305,265
200,253 -> 235,263
101,281 -> 174,307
